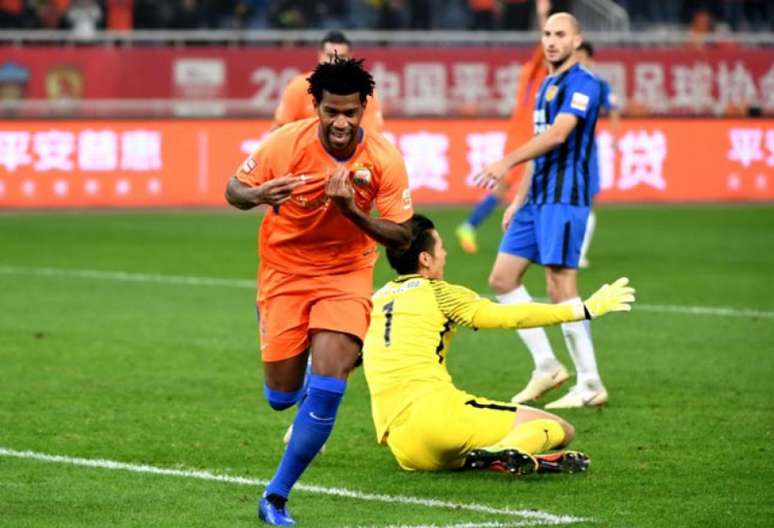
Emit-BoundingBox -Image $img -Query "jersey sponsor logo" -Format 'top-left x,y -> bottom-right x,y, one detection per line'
571,92 -> 590,112
241,156 -> 257,174
545,85 -> 559,102
401,188 -> 412,209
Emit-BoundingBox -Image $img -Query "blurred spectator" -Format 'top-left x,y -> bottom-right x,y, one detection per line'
468,0 -> 496,30
500,0 -> 530,30
686,8 -> 713,49
66,0 -> 101,38
0,0 -> 23,27
409,0 -> 431,29
106,0 -> 132,31
374,0 -> 408,29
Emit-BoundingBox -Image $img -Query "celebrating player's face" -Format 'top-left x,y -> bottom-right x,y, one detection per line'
542,14 -> 581,69
316,90 -> 365,157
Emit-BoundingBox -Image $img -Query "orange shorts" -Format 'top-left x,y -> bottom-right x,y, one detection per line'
256,265 -> 374,362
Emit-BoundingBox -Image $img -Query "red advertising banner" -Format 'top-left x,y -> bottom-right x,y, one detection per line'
0,46 -> 772,116
0,118 -> 772,208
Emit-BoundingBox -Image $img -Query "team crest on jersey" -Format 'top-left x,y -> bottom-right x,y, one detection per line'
545,85 -> 559,102
351,163 -> 373,186
241,156 -> 257,174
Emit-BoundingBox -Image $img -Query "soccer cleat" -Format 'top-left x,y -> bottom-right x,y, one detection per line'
535,450 -> 590,474
455,223 -> 478,254
463,448 -> 538,476
544,384 -> 608,409
283,424 -> 326,453
510,364 -> 570,404
258,492 -> 296,526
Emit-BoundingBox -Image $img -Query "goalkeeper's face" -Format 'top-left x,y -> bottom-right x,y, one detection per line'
423,230 -> 447,280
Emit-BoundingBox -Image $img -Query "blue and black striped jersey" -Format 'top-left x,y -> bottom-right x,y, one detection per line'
531,63 -> 601,206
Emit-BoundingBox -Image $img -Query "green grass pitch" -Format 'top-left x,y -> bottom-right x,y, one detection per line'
1,205 -> 773,527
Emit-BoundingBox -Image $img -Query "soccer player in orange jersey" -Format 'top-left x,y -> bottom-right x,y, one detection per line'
456,0 -> 551,254
225,57 -> 412,526
272,30 -> 384,131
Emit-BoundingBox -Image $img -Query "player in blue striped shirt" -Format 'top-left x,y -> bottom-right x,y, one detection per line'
577,41 -> 621,269
476,12 -> 608,409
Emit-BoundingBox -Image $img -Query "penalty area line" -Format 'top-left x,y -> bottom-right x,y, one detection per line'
0,447 -> 586,526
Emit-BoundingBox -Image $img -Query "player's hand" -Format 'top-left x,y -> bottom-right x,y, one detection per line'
474,159 -> 509,190
502,201 -> 518,232
326,164 -> 357,214
256,174 -> 306,207
583,277 -> 636,319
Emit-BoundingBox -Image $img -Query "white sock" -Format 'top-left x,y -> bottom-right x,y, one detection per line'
579,211 -> 596,263
497,286 -> 558,371
560,298 -> 602,388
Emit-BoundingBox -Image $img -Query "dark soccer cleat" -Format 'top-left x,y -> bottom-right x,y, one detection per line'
535,450 -> 590,474
258,492 -> 296,526
464,448 -> 538,476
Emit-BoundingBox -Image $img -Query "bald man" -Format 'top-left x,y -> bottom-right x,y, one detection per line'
476,13 -> 608,409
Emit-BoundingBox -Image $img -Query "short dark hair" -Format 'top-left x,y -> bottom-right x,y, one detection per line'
577,41 -> 594,57
320,30 -> 351,49
386,214 -> 436,275
307,56 -> 375,104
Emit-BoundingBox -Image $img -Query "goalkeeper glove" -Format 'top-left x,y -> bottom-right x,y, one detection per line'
583,277 -> 636,319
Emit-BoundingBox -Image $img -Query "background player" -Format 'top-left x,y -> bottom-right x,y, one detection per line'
272,30 -> 384,131
456,0 -> 551,254
226,57 -> 412,526
364,214 -> 635,474
476,13 -> 608,409
575,41 -> 621,268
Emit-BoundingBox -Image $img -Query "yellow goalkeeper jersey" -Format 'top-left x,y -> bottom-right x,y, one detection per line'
362,274 -> 583,445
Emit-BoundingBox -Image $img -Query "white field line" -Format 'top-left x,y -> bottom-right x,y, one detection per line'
2,264 -> 773,320
0,447 -> 585,526
353,522 -> 548,528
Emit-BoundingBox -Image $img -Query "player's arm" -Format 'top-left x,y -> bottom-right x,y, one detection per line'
225,175 -> 305,210
476,114 -> 577,188
502,161 -> 533,232
325,165 -> 412,250
432,278 -> 635,330
225,138 -> 306,211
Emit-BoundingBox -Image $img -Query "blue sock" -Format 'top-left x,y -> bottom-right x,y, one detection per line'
468,194 -> 500,227
263,384 -> 305,411
265,374 -> 347,499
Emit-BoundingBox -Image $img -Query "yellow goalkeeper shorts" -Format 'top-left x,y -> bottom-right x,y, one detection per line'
385,386 -> 520,471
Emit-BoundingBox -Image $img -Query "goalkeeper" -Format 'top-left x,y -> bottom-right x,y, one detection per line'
362,214 -> 635,474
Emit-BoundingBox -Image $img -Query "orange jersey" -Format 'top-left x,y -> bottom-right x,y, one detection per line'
273,71 -> 385,131
504,45 -> 548,183
235,118 -> 413,276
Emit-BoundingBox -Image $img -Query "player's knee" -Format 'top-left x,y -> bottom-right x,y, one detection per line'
263,384 -> 305,411
489,271 -> 516,294
547,414 -> 575,445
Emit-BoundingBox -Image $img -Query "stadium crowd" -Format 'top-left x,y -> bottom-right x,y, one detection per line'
0,0 -> 772,33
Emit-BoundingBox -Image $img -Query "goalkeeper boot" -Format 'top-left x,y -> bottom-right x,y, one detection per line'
544,382 -> 608,409
455,222 -> 478,254
510,363 -> 569,404
535,450 -> 590,474
258,492 -> 295,526
464,448 -> 538,476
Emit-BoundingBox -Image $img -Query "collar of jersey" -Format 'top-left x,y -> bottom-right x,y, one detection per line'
393,273 -> 423,283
